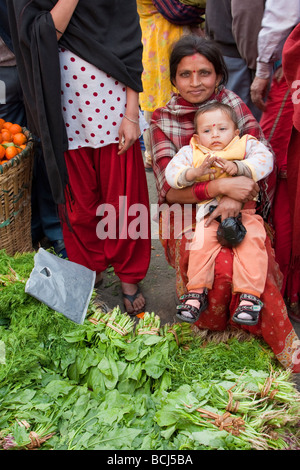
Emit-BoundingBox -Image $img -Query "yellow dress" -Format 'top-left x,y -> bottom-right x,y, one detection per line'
137,0 -> 188,112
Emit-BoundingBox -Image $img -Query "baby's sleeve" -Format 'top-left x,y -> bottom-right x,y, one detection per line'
242,137 -> 274,182
165,145 -> 194,188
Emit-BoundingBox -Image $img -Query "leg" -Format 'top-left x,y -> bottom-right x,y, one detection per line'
231,212 -> 268,324
223,56 -> 262,122
94,141 -> 151,314
177,218 -> 221,322
62,146 -> 108,273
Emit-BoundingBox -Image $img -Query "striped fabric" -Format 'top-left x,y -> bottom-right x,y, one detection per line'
151,0 -> 204,25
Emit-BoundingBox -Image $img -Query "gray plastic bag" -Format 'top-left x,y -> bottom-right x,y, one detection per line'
25,248 -> 96,324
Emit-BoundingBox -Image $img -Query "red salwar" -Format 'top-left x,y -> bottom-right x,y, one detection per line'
62,141 -> 151,284
159,208 -> 300,372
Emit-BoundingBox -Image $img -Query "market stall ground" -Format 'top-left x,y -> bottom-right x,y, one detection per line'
95,170 -> 300,391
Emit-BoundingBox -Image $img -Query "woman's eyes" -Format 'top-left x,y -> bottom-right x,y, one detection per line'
179,70 -> 210,78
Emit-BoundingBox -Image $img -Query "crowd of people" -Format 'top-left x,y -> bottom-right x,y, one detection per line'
1,0 -> 300,372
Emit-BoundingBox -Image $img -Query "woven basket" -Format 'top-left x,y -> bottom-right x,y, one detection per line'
0,129 -> 35,256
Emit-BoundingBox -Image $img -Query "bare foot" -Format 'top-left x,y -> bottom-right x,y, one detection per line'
121,282 -> 145,314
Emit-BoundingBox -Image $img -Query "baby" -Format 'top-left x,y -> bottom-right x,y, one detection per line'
165,101 -> 274,326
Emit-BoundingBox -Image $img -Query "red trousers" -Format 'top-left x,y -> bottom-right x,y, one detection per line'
187,210 -> 268,298
62,142 -> 151,284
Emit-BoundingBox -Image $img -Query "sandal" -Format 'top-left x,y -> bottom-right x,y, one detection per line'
123,286 -> 145,316
232,293 -> 263,326
176,290 -> 208,323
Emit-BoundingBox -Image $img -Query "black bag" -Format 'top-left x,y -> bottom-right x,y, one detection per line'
209,205 -> 247,247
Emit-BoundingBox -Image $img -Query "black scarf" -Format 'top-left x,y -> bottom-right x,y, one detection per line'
6,0 -> 143,206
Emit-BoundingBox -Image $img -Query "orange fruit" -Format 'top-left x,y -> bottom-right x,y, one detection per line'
0,134 -> 2,144
9,123 -> 23,135
3,121 -> 12,130
0,118 -> 5,130
0,145 -> 5,160
1,129 -> 12,142
0,159 -> 8,165
13,132 -> 27,146
5,145 -> 19,160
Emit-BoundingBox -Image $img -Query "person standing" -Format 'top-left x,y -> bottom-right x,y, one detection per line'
250,0 -> 300,321
205,0 -> 264,121
7,0 -> 151,315
0,1 -> 66,258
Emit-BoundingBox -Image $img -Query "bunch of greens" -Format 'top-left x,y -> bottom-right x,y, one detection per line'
1,250 -> 300,450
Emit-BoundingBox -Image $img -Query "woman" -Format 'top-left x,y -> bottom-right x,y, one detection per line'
137,0 -> 203,170
150,34 -> 300,372
7,0 -> 151,315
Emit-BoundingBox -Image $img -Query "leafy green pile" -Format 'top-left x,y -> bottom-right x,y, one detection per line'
0,250 -> 300,450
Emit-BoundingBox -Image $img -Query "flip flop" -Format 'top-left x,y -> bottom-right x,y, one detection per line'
122,286 -> 145,316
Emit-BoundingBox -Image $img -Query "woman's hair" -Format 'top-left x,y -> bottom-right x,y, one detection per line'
169,35 -> 228,87
194,101 -> 239,130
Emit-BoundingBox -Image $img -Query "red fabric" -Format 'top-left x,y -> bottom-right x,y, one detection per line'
259,76 -> 293,173
283,23 -> 300,264
259,75 -> 299,304
61,142 -> 151,284
159,209 -> 300,372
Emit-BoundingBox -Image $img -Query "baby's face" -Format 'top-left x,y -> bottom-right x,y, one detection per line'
195,109 -> 239,150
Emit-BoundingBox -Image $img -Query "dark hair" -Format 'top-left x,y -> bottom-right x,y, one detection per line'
169,35 -> 228,87
194,101 -> 239,130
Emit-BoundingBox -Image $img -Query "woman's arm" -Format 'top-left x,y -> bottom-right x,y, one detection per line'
118,87 -> 141,155
50,0 -> 79,39
166,175 -> 259,205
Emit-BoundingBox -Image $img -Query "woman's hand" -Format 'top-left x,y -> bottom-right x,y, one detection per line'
250,76 -> 269,111
118,87 -> 140,155
50,0 -> 79,39
205,196 -> 243,226
208,175 -> 259,203
118,117 -> 141,155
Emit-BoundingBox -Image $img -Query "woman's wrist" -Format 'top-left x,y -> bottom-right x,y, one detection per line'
125,87 -> 140,122
192,181 -> 212,201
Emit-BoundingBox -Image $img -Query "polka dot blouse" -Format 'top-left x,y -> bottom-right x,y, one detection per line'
59,47 -> 147,150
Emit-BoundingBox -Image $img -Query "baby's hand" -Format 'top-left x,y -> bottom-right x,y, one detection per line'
194,155 -> 218,178
214,157 -> 237,176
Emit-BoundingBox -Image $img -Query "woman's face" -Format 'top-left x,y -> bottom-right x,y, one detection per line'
173,53 -> 221,104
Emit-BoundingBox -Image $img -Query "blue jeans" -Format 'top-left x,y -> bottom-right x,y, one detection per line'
0,65 -> 63,244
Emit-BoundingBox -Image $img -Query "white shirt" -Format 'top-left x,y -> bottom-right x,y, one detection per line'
59,47 -> 147,150
256,0 -> 300,78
